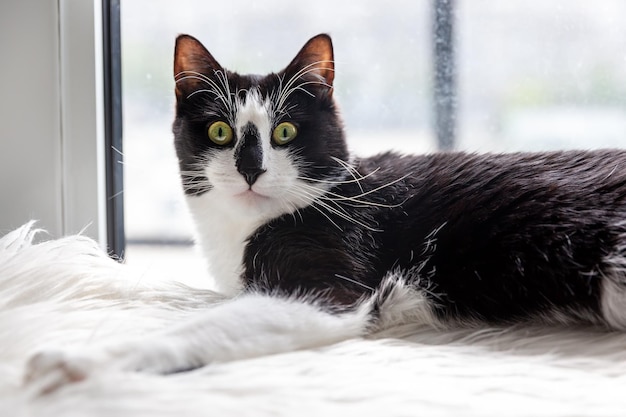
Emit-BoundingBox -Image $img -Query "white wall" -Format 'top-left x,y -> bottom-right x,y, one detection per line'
0,0 -> 106,245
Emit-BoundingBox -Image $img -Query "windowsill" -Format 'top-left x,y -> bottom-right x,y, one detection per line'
124,243 -> 213,289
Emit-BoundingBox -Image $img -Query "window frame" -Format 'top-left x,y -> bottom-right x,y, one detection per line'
102,0 -> 126,258
59,0 -> 110,251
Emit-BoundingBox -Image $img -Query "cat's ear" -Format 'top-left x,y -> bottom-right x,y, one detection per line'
174,35 -> 223,101
286,34 -> 335,95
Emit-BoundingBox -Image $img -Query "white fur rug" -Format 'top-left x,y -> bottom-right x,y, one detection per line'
2,223 -> 626,416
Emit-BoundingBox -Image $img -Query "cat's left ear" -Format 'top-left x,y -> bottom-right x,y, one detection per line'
285,34 -> 335,96
174,35 -> 223,101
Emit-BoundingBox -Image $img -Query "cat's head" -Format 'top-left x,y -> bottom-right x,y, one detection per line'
172,34 -> 348,223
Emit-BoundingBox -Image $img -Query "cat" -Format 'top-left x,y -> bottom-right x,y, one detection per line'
25,33 -> 626,391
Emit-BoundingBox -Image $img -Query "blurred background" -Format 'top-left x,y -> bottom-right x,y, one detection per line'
120,0 -> 626,282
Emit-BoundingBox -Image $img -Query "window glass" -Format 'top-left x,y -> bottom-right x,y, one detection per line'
457,0 -> 626,151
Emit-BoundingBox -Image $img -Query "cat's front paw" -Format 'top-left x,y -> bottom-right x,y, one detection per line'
24,349 -> 105,394
24,339 -> 197,393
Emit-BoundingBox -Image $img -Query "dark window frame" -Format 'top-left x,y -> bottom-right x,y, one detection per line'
433,0 -> 457,150
102,0 -> 125,259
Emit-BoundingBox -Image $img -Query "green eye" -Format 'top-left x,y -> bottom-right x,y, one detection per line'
208,121 -> 233,145
272,122 -> 298,145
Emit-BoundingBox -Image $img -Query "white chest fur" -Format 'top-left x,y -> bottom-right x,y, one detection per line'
185,194 -> 264,296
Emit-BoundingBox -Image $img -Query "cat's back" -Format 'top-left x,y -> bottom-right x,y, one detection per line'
357,149 -> 626,211
355,148 -> 626,253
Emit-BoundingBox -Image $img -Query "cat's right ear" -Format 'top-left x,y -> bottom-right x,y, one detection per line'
285,34 -> 335,96
174,35 -> 223,101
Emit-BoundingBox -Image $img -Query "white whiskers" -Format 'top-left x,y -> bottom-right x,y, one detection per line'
289,157 -> 412,231
270,60 -> 334,122
334,274 -> 375,291
175,70 -> 236,124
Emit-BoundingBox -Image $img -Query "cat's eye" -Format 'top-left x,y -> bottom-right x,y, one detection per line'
272,122 -> 298,145
207,121 -> 233,145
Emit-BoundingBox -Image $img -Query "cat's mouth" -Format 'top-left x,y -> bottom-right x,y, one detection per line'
234,189 -> 271,204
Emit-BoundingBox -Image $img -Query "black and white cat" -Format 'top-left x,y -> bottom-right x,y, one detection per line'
26,34 -> 626,389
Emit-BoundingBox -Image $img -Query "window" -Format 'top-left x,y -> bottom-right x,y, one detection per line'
456,1 -> 626,151
119,0 -> 626,285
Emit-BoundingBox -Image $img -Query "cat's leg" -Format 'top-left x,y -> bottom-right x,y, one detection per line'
24,294 -> 370,394
24,275 -> 436,393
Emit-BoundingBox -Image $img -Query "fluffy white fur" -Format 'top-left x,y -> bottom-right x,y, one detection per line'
2,224 -> 626,415
24,293 -> 379,394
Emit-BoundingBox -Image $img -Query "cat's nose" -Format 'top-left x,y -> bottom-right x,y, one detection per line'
240,167 -> 266,186
235,123 -> 266,186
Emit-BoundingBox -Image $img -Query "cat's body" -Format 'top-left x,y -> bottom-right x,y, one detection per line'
191,145 -> 626,327
243,150 -> 626,326
25,34 -> 626,391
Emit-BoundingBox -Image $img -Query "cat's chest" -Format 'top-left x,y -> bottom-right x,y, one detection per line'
185,196 -> 264,295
